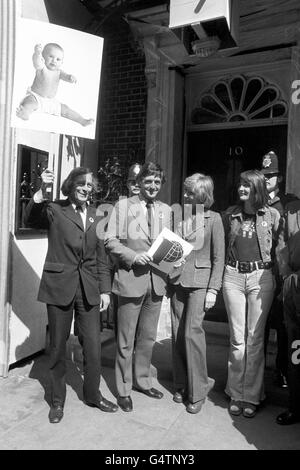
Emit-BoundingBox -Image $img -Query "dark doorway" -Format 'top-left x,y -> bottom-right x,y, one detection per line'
187,125 -> 287,212
187,125 -> 287,322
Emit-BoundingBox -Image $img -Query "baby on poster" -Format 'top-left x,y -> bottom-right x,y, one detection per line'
16,42 -> 94,127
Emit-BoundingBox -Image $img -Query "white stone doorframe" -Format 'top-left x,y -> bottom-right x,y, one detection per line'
0,0 -> 17,377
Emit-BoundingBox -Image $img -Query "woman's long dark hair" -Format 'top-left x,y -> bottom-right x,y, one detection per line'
239,169 -> 269,211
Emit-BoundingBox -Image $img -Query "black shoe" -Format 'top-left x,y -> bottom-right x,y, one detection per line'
186,399 -> 205,414
276,410 -> 300,425
173,388 -> 186,404
136,387 -> 163,399
48,405 -> 64,424
85,397 -> 118,413
117,395 -> 133,412
274,371 -> 288,389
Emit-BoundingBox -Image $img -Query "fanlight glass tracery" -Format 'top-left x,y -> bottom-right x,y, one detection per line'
191,75 -> 287,125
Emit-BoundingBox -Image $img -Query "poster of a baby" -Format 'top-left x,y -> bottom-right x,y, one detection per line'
11,18 -> 103,139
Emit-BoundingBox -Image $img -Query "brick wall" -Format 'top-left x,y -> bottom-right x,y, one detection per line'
98,21 -> 147,171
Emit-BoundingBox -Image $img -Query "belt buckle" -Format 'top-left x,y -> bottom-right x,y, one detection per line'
239,262 -> 247,273
263,262 -> 271,270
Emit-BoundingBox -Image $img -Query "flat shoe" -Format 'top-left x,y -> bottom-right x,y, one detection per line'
186,399 -> 205,414
85,397 -> 118,413
229,400 -> 243,416
117,395 -> 133,412
48,405 -> 64,424
173,389 -> 186,404
243,402 -> 257,418
135,387 -> 163,399
276,410 -> 300,425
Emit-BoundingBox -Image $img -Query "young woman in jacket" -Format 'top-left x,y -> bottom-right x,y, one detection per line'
222,170 -> 280,418
168,173 -> 225,414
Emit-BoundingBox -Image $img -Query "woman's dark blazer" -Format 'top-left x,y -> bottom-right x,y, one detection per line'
25,198 -> 111,306
168,210 -> 225,291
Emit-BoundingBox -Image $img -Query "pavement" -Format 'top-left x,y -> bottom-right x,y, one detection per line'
0,318 -> 299,451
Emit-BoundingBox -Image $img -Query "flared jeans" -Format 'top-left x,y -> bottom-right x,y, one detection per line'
223,265 -> 275,405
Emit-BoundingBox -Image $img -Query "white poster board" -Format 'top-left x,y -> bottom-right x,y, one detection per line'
11,18 -> 103,139
169,0 -> 231,29
148,227 -> 194,274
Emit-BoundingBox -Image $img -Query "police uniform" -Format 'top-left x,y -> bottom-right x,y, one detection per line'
276,200 -> 300,425
261,151 -> 298,387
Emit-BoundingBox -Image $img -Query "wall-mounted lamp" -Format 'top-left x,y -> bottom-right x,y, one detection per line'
169,0 -> 239,56
191,36 -> 220,57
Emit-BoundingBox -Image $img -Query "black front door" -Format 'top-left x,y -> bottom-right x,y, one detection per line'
187,124 -> 287,322
187,125 -> 287,213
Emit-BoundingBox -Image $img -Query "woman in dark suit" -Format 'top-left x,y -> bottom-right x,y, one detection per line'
25,167 -> 118,423
169,173 -> 225,414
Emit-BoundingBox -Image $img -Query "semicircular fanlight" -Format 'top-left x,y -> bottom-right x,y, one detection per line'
230,76 -> 246,110
191,75 -> 287,125
214,82 -> 233,112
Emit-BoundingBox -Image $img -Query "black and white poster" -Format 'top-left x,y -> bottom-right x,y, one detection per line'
11,18 -> 103,139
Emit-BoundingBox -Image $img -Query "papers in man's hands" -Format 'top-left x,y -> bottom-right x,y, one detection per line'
147,227 -> 193,274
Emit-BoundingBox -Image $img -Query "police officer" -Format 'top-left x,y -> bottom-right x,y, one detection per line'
127,163 -> 142,197
261,150 -> 297,388
276,200 -> 300,425
109,163 -> 143,335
